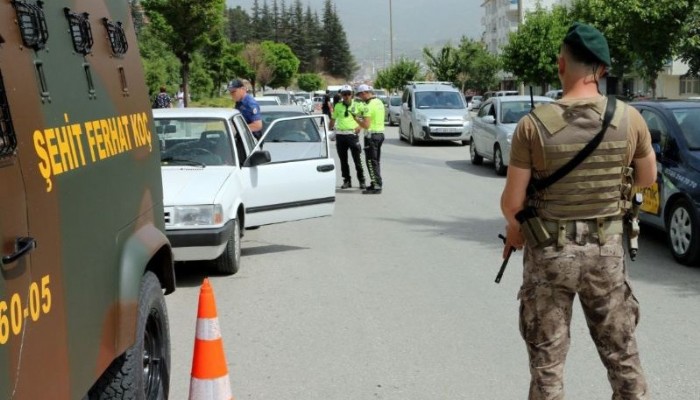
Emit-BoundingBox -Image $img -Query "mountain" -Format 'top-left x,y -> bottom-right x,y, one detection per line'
225,0 -> 483,67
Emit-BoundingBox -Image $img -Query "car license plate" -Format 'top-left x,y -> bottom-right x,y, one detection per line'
432,127 -> 459,133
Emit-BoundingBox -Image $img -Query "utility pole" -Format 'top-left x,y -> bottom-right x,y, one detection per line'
389,0 -> 394,66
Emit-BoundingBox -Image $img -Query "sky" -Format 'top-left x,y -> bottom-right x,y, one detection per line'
226,0 -> 483,66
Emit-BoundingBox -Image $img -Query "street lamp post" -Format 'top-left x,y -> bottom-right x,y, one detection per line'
389,0 -> 394,66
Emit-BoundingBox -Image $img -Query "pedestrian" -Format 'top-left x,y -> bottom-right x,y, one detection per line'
152,86 -> 172,109
175,85 -> 185,108
228,79 -> 262,139
329,84 -> 366,189
321,90 -> 334,120
500,22 -> 657,399
354,84 -> 385,194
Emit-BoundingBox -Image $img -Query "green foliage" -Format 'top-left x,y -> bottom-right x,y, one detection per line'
501,5 -> 569,91
374,58 -> 422,92
457,37 -> 502,93
137,24 -> 180,95
319,0 -> 355,79
261,41 -> 300,89
296,73 -> 324,92
423,45 -> 459,84
678,2 -> 700,75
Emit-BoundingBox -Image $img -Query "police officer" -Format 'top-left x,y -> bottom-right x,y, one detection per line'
228,79 -> 263,139
354,84 -> 385,194
329,84 -> 366,189
500,22 -> 657,399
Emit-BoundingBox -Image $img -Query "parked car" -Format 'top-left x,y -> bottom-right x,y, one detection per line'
470,95 -> 483,111
469,95 -> 554,175
153,107 -> 336,274
386,95 -> 402,126
260,104 -> 309,131
265,90 -> 294,105
630,100 -> 700,265
545,89 -> 563,100
254,96 -> 282,106
399,81 -> 472,146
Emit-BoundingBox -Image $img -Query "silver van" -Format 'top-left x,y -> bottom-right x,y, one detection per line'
399,81 -> 471,146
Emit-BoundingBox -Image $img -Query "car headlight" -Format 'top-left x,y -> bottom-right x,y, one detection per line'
171,204 -> 224,227
416,113 -> 427,124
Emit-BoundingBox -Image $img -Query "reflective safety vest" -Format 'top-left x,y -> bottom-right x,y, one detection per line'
527,97 -> 634,220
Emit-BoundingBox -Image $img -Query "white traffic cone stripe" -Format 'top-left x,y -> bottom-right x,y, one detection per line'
196,317 -> 222,341
189,376 -> 233,400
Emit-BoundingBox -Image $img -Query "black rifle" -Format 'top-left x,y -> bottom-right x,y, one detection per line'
495,234 -> 515,284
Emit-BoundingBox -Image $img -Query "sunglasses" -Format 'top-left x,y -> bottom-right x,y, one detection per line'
341,92 -> 352,96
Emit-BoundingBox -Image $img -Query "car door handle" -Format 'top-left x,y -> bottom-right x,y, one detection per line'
317,164 -> 335,172
2,237 -> 37,264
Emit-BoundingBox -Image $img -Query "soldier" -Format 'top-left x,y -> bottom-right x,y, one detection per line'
500,22 -> 657,399
329,84 -> 366,189
228,79 -> 263,139
354,84 -> 385,194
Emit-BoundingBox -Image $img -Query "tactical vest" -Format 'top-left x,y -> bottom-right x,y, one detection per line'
527,97 -> 634,220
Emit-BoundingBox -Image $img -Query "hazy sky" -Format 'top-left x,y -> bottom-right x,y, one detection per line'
226,0 -> 483,62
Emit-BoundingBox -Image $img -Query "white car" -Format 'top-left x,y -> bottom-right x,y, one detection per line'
469,95 -> 554,175
153,108 -> 336,274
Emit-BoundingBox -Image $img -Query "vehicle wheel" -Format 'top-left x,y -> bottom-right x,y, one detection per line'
408,125 -> 416,146
494,145 -> 507,176
469,138 -> 483,165
666,198 -> 700,265
214,219 -> 241,275
88,272 -> 170,400
398,123 -> 405,141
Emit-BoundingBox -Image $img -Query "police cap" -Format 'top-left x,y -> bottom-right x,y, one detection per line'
563,22 -> 611,67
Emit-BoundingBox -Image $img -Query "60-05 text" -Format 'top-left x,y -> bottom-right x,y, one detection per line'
0,275 -> 52,345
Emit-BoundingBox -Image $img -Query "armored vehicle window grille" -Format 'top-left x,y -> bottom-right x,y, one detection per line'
11,0 -> 49,51
101,18 -> 128,57
64,8 -> 93,55
0,70 -> 18,158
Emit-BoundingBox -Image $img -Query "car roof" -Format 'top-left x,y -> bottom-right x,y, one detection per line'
259,104 -> 307,113
488,95 -> 553,103
631,99 -> 700,109
152,107 -> 239,119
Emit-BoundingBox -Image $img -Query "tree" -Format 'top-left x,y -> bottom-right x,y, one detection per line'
501,5 -> 569,93
226,6 -> 252,43
423,44 -> 459,84
137,24 -> 180,96
141,0 -> 225,107
678,3 -> 700,75
240,43 -> 268,95
319,0 -> 355,79
296,73 -> 324,92
261,41 -> 300,89
455,37 -> 501,93
374,58 -> 421,92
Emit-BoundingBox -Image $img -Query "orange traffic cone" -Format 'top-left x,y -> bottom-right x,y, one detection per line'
189,278 -> 233,400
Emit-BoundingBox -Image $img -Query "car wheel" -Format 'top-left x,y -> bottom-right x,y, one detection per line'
666,198 -> 700,265
409,125 -> 416,146
214,219 -> 241,275
398,123 -> 405,140
88,272 -> 170,400
494,145 -> 507,176
470,138 -> 483,165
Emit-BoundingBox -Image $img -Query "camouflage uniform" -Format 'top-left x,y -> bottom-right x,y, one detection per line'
519,232 -> 647,399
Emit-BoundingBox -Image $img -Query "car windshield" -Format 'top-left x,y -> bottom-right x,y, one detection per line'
256,99 -> 280,106
261,111 -> 306,131
156,118 -> 235,166
673,108 -> 700,150
390,96 -> 402,106
500,101 -> 549,124
415,91 -> 464,109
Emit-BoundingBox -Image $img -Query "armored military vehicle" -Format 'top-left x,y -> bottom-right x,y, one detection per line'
1,1 -> 175,399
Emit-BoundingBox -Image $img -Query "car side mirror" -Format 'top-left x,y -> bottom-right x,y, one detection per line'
482,115 -> 496,124
243,150 -> 271,167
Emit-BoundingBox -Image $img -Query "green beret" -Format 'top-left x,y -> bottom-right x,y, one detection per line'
563,22 -> 611,67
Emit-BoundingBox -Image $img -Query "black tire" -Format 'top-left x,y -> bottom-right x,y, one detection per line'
214,218 -> 241,275
494,145 -> 507,176
666,198 -> 700,265
89,272 -> 170,400
408,125 -> 416,146
469,138 -> 483,165
398,123 -> 405,141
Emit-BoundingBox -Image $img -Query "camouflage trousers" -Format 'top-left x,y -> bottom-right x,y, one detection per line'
518,230 -> 649,400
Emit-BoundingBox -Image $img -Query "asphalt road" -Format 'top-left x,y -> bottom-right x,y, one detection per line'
165,125 -> 700,399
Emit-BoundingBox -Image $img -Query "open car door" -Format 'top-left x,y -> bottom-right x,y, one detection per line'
243,114 -> 336,227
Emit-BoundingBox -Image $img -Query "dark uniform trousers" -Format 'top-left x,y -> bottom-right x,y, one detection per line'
364,132 -> 384,187
336,133 -> 364,184
518,226 -> 649,400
